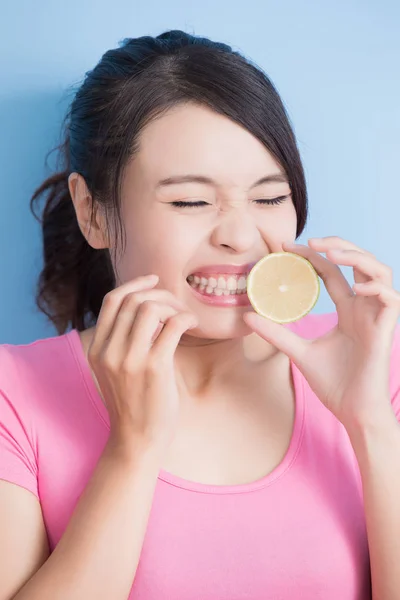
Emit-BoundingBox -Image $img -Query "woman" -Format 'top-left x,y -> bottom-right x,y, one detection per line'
1,29 -> 400,600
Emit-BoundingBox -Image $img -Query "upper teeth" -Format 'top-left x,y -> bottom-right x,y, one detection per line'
188,274 -> 247,290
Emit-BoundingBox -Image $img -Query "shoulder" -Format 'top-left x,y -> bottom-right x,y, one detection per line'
0,329 -> 75,365
285,310 -> 338,339
289,312 -> 400,416
290,310 -> 400,366
389,322 -> 400,409
0,330 -> 77,414
0,332 -> 76,499
391,321 -> 400,352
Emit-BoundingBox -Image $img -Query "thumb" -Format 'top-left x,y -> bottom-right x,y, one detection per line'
243,312 -> 309,365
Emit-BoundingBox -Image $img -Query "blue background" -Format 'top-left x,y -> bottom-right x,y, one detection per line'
1,0 -> 399,343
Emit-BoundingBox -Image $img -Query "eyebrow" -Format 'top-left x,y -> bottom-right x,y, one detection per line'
156,172 -> 289,189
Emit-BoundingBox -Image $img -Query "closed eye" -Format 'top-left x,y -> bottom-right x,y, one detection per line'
170,196 -> 289,208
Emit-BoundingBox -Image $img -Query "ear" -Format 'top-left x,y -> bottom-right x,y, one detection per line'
68,172 -> 109,250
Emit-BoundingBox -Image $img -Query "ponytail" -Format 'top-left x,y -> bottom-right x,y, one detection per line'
30,135 -> 115,334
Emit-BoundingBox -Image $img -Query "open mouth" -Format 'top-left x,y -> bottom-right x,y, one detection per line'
186,273 -> 249,296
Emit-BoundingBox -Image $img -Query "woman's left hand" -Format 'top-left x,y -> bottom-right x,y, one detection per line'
243,236 -> 400,431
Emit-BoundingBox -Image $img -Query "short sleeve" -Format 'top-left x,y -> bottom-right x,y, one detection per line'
0,345 -> 39,498
390,323 -> 400,420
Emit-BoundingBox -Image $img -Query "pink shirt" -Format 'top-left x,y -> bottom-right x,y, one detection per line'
1,311 -> 400,599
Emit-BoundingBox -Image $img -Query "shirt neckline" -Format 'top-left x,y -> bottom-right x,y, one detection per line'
67,328 -> 306,495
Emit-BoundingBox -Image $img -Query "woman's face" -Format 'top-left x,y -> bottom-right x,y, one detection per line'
113,102 -> 298,340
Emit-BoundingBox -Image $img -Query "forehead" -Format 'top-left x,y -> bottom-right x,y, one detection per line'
130,103 -> 283,187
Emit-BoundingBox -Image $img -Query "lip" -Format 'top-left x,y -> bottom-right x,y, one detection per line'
188,261 -> 258,277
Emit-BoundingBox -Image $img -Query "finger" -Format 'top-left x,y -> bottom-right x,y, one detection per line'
305,238 -> 393,286
307,236 -> 375,257
106,289 -> 189,351
283,243 -> 354,306
90,275 -> 159,352
242,311 -> 309,366
353,281 -> 400,332
353,281 -> 400,307
125,300 -> 184,360
327,249 -> 393,286
93,285 -> 188,353
149,313 -> 198,365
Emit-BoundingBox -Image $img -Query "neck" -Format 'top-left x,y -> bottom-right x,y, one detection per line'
173,332 -> 280,400
78,326 -> 280,406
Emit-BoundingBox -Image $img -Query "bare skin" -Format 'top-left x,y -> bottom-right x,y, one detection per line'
78,325 -> 296,486
69,102 -> 301,486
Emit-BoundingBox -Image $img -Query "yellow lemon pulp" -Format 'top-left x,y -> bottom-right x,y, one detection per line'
246,252 -> 320,323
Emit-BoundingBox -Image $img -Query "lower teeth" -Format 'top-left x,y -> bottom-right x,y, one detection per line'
187,281 -> 246,296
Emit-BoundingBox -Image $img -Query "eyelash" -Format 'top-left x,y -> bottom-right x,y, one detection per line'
170,196 -> 289,208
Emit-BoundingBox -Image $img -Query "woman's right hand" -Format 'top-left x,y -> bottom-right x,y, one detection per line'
87,274 -> 198,456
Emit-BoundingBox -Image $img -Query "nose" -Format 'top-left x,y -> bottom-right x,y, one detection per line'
210,207 -> 262,253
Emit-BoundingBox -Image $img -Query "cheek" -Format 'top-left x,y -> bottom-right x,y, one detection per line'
259,204 -> 298,239
150,227 -> 200,266
119,217 -> 200,278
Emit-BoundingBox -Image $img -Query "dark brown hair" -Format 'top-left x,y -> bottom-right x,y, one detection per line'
30,29 -> 309,335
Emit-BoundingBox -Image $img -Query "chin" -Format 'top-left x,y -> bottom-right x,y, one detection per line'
185,319 -> 252,341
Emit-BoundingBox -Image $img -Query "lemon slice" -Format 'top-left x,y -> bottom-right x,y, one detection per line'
246,252 -> 320,323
